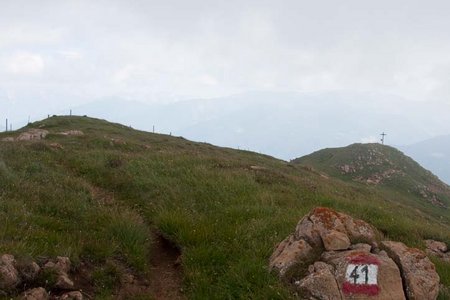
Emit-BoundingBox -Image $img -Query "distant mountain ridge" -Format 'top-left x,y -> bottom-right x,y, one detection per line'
292,143 -> 450,209
8,91 -> 447,186
70,91 -> 450,161
400,135 -> 450,185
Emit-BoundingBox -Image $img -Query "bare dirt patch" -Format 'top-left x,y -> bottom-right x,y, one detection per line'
147,232 -> 185,300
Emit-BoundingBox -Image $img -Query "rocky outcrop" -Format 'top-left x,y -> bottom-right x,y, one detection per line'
0,254 -> 82,298
270,207 -> 378,283
58,130 -> 84,136
1,128 -> 84,142
294,216 -> 323,248
321,230 -> 351,251
338,212 -> 377,243
16,129 -> 49,141
270,207 -> 441,300
16,260 -> 41,282
269,236 -> 314,279
44,256 -> 74,290
55,273 -> 75,290
1,137 -> 14,142
426,240 -> 448,253
319,249 -> 406,300
296,261 -> 341,300
425,239 -> 450,262
1,129 -> 49,142
382,241 -> 440,300
0,254 -> 20,290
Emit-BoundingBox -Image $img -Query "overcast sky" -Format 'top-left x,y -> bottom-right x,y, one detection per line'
1,0 -> 450,132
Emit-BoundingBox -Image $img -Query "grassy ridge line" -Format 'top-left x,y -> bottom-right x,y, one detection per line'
293,143 -> 450,219
0,116 -> 449,299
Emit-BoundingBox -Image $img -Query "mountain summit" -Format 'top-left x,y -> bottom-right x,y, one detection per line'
292,143 -> 450,209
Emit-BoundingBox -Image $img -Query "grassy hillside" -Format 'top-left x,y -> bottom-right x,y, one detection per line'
293,143 -> 450,218
1,117 -> 449,299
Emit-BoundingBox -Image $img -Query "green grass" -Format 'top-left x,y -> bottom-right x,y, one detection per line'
91,261 -> 122,297
293,143 -> 450,220
1,116 -> 449,298
433,258 -> 450,300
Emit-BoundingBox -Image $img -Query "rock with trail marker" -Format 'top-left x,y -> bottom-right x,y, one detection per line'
322,249 -> 405,299
270,207 -> 441,300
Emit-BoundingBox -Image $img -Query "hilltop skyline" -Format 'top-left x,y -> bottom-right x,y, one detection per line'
1,1 -> 450,182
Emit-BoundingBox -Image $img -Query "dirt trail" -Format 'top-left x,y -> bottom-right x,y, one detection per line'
72,231 -> 185,300
77,181 -> 185,299
148,231 -> 185,300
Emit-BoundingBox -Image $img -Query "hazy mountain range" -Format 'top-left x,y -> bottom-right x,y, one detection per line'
400,135 -> 450,185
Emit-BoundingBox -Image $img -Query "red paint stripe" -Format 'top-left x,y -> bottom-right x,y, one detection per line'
343,282 -> 380,296
348,254 -> 380,265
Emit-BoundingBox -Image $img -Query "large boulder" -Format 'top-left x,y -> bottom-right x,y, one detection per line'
0,254 -> 20,290
270,207 -> 378,279
269,235 -> 314,279
296,207 -> 377,251
271,207 -> 378,278
270,208 -> 442,300
322,249 -> 406,300
381,241 -> 440,300
294,217 -> 323,248
321,230 -> 351,251
309,208 -> 350,251
296,261 -> 341,300
338,212 -> 377,243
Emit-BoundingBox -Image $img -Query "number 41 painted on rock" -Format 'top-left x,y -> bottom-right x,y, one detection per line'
343,254 -> 380,296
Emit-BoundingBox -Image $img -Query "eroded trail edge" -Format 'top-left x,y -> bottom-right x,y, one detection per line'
148,231 -> 185,300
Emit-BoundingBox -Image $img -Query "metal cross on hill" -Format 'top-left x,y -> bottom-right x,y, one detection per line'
380,132 -> 387,145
